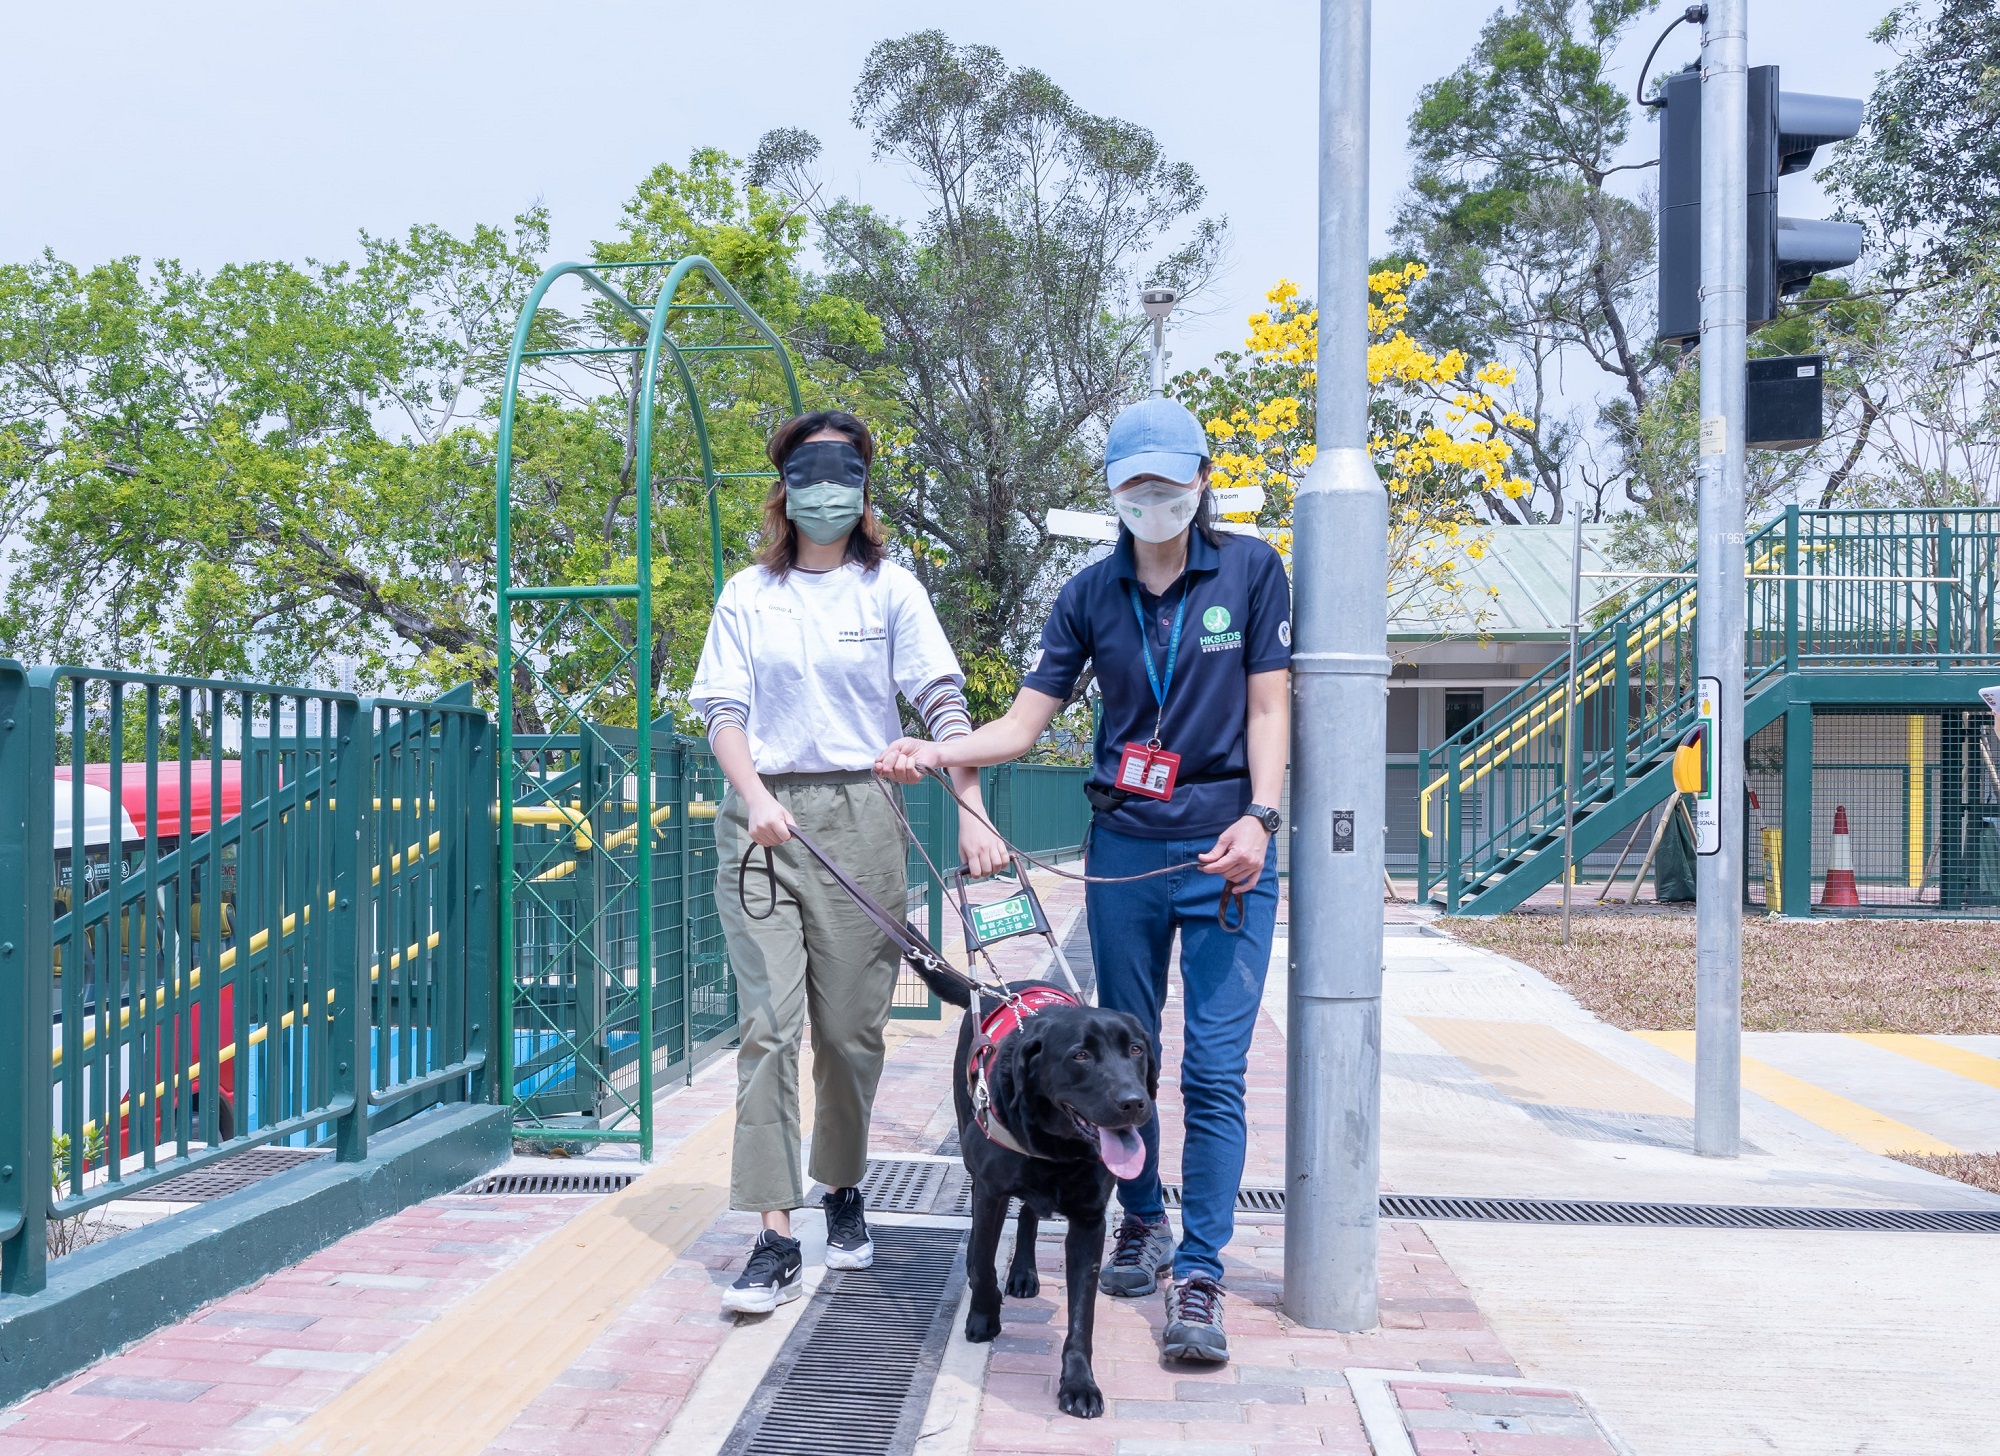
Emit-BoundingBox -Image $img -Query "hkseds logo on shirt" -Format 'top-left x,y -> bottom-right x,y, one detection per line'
837,626 -> 888,643
1198,604 -> 1242,654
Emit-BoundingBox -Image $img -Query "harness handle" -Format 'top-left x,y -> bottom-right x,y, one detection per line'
911,769 -> 1252,933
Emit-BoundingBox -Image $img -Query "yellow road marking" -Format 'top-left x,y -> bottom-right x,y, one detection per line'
1635,1030 -> 1958,1155
271,1054 -> 816,1456
1848,1034 -> 2000,1096
1412,1017 -> 1691,1116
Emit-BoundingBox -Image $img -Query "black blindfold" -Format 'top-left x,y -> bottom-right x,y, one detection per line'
780,439 -> 868,490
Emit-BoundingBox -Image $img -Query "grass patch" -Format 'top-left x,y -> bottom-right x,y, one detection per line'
1889,1151 -> 2000,1197
1445,914 -> 2000,1033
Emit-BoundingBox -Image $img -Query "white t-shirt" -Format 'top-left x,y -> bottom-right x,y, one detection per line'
689,560 -> 964,775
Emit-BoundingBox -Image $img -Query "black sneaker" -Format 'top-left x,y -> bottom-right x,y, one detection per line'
1163,1275 -> 1228,1363
721,1229 -> 803,1314
1099,1214 -> 1175,1297
822,1186 -> 874,1270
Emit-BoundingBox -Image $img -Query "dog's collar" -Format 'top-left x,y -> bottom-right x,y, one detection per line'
967,985 -> 1080,1161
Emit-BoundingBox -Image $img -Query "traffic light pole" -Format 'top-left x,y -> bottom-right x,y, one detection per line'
1285,0 -> 1385,1330
1695,0 -> 1747,1157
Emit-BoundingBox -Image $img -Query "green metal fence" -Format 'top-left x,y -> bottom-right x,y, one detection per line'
1419,507 -> 2000,914
1,665 -> 495,1297
0,639 -> 1099,1292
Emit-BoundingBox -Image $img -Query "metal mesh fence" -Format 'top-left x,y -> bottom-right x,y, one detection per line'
1744,707 -> 2000,915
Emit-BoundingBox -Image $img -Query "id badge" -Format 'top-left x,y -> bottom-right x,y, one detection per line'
1115,742 -> 1181,801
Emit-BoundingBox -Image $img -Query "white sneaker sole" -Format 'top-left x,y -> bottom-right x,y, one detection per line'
721,1274 -> 803,1315
824,1240 -> 874,1271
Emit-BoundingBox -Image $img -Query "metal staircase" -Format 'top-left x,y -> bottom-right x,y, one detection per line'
1416,507 -> 2000,915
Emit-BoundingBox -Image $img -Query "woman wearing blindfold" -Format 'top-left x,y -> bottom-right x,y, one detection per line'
692,410 -> 1006,1314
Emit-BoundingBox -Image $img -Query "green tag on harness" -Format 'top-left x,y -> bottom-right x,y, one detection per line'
968,894 -> 1036,942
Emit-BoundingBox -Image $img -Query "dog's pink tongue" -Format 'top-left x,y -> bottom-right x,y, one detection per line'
1096,1124 -> 1146,1180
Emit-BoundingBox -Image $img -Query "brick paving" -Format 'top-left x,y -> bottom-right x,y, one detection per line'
0,871 -> 1626,1454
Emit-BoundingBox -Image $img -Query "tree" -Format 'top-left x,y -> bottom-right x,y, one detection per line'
749,30 -> 1222,715
0,153 -> 875,729
1394,0 -> 1665,522
1174,266 -> 1531,630
1823,0 -> 2000,284
0,213 -> 549,687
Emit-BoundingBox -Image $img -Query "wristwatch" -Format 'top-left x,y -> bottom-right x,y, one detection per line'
1244,803 -> 1282,833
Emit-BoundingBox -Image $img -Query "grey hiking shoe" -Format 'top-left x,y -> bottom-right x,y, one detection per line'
1099,1214 -> 1175,1297
1163,1275 -> 1228,1363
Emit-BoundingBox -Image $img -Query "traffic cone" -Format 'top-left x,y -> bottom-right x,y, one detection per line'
1820,805 -> 1861,908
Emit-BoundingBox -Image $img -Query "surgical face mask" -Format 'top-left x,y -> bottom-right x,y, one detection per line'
784,481 -> 866,545
781,437 -> 870,546
1112,478 -> 1202,544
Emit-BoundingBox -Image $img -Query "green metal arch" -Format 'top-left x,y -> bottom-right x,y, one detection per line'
493,257 -> 802,1157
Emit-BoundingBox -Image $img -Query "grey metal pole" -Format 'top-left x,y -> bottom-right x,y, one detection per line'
1695,0 -> 1747,1157
1562,507 -> 1582,945
1285,0 -> 1384,1332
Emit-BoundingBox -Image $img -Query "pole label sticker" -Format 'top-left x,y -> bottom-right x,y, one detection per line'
1700,416 -> 1727,456
1331,810 -> 1355,853
1694,675 -> 1721,856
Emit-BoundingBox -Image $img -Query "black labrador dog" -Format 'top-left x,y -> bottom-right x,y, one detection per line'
942,979 -> 1156,1419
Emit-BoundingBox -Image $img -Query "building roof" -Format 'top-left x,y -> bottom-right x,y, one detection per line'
1390,524 -> 1630,643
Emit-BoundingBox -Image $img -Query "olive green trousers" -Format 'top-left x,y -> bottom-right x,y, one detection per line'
714,773 -> 907,1211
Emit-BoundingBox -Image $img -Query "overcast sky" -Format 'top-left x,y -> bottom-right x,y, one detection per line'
4,0 -> 1902,373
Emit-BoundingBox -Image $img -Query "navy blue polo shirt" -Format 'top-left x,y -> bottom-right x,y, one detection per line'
1023,529 -> 1292,840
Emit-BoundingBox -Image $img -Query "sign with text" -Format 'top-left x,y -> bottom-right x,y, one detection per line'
1694,675 -> 1721,856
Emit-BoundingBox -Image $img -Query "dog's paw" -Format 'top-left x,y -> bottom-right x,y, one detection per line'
1056,1377 -> 1104,1420
1005,1266 -> 1040,1299
964,1306 -> 1002,1343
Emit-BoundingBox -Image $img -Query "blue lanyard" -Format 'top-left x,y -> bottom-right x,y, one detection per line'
1129,581 -> 1189,746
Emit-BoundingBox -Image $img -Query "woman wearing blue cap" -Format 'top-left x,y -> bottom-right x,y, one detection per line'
878,396 -> 1291,1364
693,410 -> 1008,1315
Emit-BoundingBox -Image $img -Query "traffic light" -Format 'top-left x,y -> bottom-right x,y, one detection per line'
1656,65 -> 1864,343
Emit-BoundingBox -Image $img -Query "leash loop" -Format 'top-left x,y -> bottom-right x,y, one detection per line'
739,843 -> 780,921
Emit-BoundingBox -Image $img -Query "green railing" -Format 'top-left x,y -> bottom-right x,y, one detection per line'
2,666 -> 494,1298
0,645 -> 1101,1292
1418,506 -> 2000,911
505,728 -> 735,1125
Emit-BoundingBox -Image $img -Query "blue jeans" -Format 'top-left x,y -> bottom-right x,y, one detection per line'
1084,822 -> 1279,1281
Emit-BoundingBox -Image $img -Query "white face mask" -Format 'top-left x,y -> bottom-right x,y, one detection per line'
1112,479 -> 1201,544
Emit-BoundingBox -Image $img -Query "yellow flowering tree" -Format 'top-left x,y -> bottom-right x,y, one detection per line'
1174,265 -> 1534,627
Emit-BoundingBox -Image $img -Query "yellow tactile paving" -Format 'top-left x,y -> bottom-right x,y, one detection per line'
1411,1017 -> 1692,1116
1635,1030 -> 1959,1156
270,1044 -> 835,1456
1848,1033 -> 2000,1095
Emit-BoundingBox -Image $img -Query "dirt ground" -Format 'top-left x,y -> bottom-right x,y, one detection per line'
1445,912 -> 2000,1034
1890,1151 -> 2000,1196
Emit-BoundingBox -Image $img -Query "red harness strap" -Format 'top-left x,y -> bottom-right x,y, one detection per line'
967,986 -> 1080,1159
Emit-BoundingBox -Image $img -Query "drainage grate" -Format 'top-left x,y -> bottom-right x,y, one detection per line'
856,1158 -> 954,1215
119,1146 -> 329,1203
721,1224 -> 968,1456
1164,1184 -> 1288,1218
850,1159 -> 2000,1233
458,1168 -> 639,1196
1379,1193 -> 2000,1232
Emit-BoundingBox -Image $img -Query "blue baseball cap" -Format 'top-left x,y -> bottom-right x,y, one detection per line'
1105,397 -> 1209,489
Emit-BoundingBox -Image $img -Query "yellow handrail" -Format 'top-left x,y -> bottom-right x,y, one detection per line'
77,929 -> 444,1143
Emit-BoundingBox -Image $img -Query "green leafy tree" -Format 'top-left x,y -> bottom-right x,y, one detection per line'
1824,0 -> 2000,284
1394,0 -> 1665,522
0,213 -> 548,686
0,154 -> 879,730
749,30 -> 1222,715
